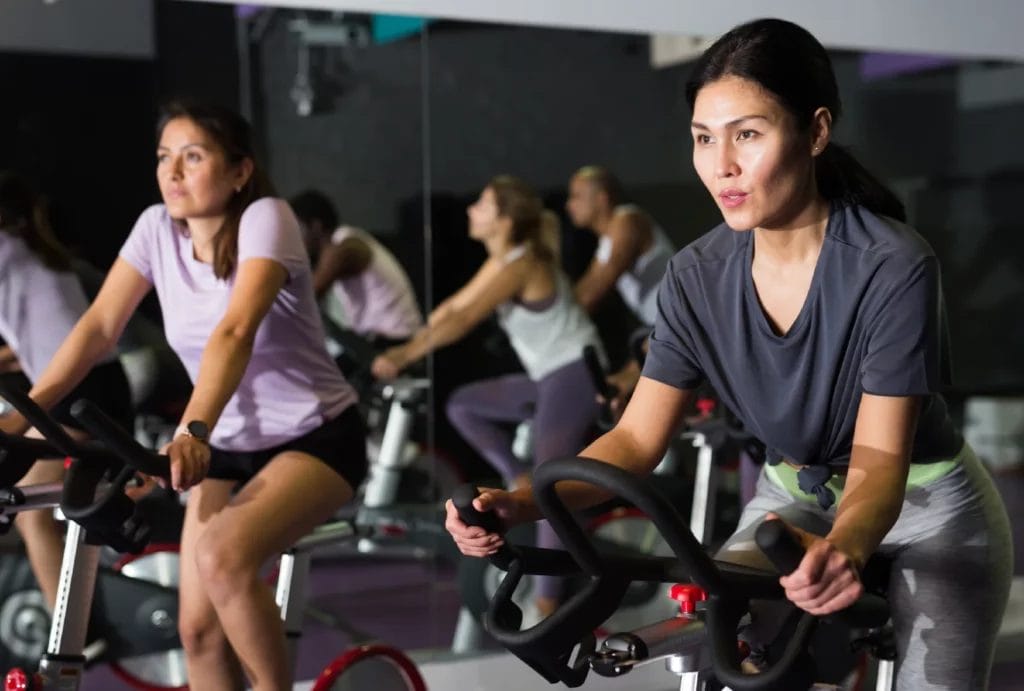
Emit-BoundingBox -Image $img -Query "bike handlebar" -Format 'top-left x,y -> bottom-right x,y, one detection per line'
453,456 -> 891,690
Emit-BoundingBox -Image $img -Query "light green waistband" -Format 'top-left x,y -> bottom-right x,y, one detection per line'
764,449 -> 962,506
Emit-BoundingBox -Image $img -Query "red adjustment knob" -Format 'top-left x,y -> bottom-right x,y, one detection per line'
670,583 -> 707,615
695,398 -> 716,416
6,669 -> 37,691
64,456 -> 73,470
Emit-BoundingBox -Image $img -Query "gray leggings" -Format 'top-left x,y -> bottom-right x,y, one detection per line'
717,445 -> 1013,690
446,359 -> 600,599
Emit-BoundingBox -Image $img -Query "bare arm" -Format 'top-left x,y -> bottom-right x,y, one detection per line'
163,257 -> 288,490
507,376 -> 692,524
379,257 -> 530,371
312,236 -> 372,298
779,393 -> 919,615
828,393 -> 918,567
574,209 -> 651,313
29,258 -> 152,411
178,257 -> 287,434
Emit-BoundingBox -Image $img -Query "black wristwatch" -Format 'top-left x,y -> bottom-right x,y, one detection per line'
175,420 -> 210,444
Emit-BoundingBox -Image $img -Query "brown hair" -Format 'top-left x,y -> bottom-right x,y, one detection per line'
0,171 -> 72,271
157,100 -> 276,279
488,175 -> 554,262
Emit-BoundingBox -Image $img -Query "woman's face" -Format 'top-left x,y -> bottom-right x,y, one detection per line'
156,117 -> 250,221
466,186 -> 507,242
691,75 -> 820,231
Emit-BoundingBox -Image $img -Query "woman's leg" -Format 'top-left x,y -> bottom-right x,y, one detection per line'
178,477 -> 245,691
881,447 -> 1013,690
13,426 -> 91,609
445,374 -> 538,485
192,452 -> 355,691
529,360 -> 602,615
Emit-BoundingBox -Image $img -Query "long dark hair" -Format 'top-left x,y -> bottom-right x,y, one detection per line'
686,18 -> 906,222
157,100 -> 276,279
0,171 -> 72,271
488,175 -> 555,262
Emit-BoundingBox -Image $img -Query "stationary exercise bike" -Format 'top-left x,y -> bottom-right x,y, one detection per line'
62,397 -> 429,690
0,380 -> 186,690
1,379 -> 430,690
453,456 -> 897,691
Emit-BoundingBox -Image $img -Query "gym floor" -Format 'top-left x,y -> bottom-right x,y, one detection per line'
59,466 -> 1023,690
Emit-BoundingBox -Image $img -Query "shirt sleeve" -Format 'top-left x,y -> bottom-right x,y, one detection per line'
118,205 -> 162,282
861,256 -> 945,396
640,259 -> 705,390
237,198 -> 309,279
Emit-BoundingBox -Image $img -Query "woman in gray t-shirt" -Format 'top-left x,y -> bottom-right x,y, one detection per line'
446,18 -> 1012,690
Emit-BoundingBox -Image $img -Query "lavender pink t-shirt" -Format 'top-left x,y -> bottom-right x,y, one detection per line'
119,197 -> 356,451
0,233 -> 92,382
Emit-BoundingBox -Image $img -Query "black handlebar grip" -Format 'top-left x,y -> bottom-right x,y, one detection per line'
452,484 -> 505,534
451,483 -> 518,568
754,518 -> 805,575
582,345 -> 617,399
70,400 -> 170,481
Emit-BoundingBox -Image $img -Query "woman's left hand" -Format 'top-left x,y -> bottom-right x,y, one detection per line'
770,513 -> 864,616
161,435 -> 211,492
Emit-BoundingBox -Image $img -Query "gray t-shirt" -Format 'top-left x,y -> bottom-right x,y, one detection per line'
643,203 -> 961,472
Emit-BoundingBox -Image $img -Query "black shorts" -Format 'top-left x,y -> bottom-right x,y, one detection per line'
206,405 -> 368,491
51,359 -> 134,432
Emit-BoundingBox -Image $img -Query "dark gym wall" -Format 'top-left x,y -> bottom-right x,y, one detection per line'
254,19 -> 1024,394
0,0 -> 240,273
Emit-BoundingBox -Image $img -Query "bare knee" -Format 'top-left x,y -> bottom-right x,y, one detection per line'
194,532 -> 260,606
178,608 -> 230,658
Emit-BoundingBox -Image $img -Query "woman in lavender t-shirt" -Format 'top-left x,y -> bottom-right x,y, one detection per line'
22,101 -> 365,690
0,171 -> 134,611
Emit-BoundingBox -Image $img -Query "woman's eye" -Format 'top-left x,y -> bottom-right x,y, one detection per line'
737,130 -> 758,141
694,134 -> 711,145
186,151 -> 202,163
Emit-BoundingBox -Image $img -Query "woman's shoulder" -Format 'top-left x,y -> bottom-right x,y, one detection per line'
129,204 -> 174,241
832,204 -> 937,264
671,221 -> 744,272
241,196 -> 297,228
136,203 -> 171,225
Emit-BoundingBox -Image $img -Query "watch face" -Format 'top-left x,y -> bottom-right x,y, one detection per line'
187,420 -> 209,440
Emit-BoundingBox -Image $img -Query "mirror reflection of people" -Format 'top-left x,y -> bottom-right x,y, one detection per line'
373,176 -> 604,618
289,189 -> 423,379
566,166 -> 675,412
447,19 -> 1012,690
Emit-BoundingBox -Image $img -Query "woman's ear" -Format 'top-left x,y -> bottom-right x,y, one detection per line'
810,107 -> 832,156
233,157 -> 255,192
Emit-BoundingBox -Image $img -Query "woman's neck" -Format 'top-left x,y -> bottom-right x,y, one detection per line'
753,196 -> 831,266
484,234 -> 518,259
185,216 -> 225,263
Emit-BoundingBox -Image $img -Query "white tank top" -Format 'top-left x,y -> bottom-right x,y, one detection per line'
329,226 -> 424,339
496,248 -> 605,381
595,204 -> 675,325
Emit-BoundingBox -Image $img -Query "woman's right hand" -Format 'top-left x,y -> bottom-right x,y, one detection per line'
445,488 -> 521,557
